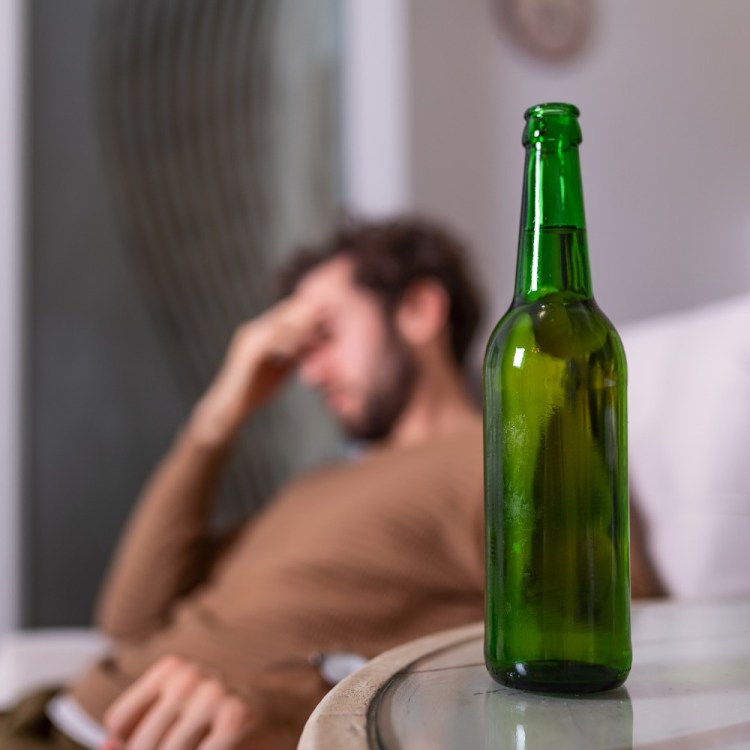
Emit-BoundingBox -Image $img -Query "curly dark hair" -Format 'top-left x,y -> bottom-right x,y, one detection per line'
275,216 -> 484,366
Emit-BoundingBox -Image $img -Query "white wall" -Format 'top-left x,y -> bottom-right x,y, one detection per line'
342,0 -> 410,217
408,0 -> 750,344
0,0 -> 24,633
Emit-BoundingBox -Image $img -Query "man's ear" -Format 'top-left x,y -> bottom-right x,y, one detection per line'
395,279 -> 450,348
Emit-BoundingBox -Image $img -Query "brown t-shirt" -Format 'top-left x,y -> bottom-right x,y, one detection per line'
70,418 -> 485,741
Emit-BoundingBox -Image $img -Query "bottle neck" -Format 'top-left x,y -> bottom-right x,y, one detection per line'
514,139 -> 593,303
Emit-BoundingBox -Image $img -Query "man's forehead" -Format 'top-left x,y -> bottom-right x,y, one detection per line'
296,256 -> 356,301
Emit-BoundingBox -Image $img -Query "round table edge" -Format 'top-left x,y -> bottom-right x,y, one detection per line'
297,622 -> 484,750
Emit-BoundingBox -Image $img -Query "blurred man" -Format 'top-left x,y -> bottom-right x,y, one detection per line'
1,217 -> 486,750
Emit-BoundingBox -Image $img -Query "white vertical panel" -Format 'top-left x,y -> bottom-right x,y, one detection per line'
341,0 -> 410,217
0,0 -> 23,633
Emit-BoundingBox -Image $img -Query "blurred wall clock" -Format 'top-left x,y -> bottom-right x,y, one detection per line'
494,0 -> 593,61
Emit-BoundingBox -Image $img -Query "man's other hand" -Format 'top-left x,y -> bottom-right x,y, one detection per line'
101,656 -> 252,750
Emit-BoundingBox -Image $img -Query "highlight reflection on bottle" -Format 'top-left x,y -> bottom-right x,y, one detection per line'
483,103 -> 631,693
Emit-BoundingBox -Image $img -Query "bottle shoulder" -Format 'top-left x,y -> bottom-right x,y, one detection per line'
484,297 -> 625,365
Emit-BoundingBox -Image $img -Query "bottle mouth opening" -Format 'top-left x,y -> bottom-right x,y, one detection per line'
524,102 -> 580,120
523,102 -> 582,147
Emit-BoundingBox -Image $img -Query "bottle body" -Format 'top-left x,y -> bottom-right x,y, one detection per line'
484,106 -> 631,692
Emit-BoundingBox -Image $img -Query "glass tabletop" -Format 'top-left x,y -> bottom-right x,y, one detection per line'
300,598 -> 750,750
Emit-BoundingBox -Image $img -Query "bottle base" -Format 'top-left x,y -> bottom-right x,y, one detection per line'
487,660 -> 628,694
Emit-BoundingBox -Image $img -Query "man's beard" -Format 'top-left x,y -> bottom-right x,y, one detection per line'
342,332 -> 417,442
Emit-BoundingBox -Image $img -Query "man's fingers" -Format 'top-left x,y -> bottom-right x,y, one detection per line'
102,656 -> 255,750
198,694 -> 252,750
159,678 -> 226,750
104,657 -> 180,740
273,295 -> 330,337
104,656 -> 202,749
125,700 -> 180,750
156,678 -> 252,750
126,661 -> 208,750
263,301 -> 326,360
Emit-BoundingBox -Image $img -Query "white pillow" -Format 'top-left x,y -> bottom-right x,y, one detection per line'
622,294 -> 750,598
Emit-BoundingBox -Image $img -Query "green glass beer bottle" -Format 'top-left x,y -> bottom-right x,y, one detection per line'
483,103 -> 631,692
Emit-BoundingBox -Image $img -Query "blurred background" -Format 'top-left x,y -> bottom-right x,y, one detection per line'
1,0 -> 749,631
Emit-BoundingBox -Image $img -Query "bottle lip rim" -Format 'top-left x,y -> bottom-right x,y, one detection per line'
524,102 -> 580,119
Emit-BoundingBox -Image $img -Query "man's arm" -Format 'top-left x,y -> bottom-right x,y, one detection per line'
96,297 -> 326,640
